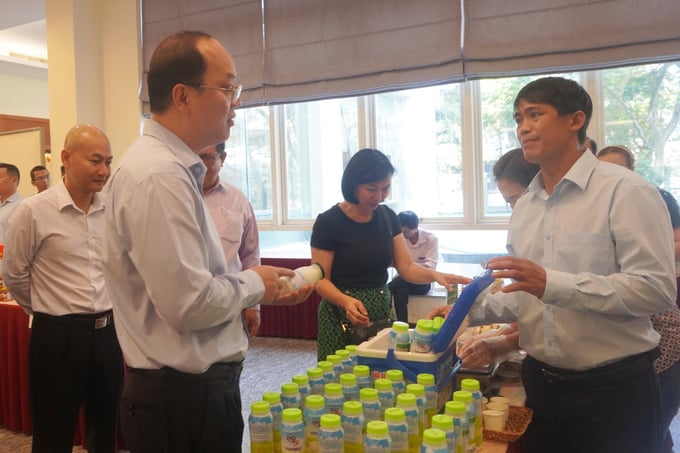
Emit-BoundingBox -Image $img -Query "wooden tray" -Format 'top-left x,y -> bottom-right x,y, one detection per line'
483,405 -> 533,443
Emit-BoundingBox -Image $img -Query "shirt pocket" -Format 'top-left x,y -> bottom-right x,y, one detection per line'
555,232 -> 615,274
216,209 -> 244,246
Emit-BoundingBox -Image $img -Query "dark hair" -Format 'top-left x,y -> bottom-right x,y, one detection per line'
584,137 -> 598,154
341,148 -> 395,204
0,163 -> 20,183
30,165 -> 48,181
148,31 -> 213,113
493,148 -> 540,187
514,77 -> 593,144
659,188 -> 680,229
597,145 -> 635,170
215,142 -> 226,156
397,211 -> 419,229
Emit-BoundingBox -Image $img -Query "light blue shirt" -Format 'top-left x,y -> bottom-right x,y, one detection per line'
0,191 -> 23,244
470,150 -> 677,370
104,119 -> 264,372
3,181 -> 109,315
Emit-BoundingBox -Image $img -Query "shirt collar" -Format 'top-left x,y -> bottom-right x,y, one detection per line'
203,179 -> 227,197
527,150 -> 597,196
55,180 -> 105,213
142,119 -> 206,191
1,191 -> 22,206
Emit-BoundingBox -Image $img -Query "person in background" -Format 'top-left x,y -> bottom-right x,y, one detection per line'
103,31 -> 312,452
3,124 -> 122,453
456,148 -> 538,368
310,148 -> 470,360
202,141 -> 261,336
583,136 -> 598,154
597,144 -> 680,453
431,77 -> 675,452
388,210 -> 438,324
30,165 -> 50,193
0,163 -> 23,243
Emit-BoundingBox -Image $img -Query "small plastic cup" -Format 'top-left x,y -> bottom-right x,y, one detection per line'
482,409 -> 505,431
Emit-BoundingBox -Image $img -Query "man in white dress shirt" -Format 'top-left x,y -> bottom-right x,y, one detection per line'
4,124 -> 122,453
103,31 -> 312,452
388,210 -> 438,323
202,141 -> 261,336
0,163 -> 23,244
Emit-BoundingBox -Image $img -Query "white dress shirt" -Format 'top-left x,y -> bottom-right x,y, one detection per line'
104,119 -> 264,373
470,150 -> 677,370
0,191 -> 23,244
3,181 -> 110,315
404,228 -> 438,270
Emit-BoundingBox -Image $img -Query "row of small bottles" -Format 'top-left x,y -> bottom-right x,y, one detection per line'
249,345 -> 484,452
387,320 -> 446,354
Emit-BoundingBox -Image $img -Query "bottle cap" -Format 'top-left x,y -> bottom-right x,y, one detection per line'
343,400 -> 363,415
445,400 -> 466,415
452,390 -> 473,403
373,378 -> 393,391
262,391 -> 281,404
251,401 -> 270,415
432,316 -> 445,333
431,414 -> 454,430
324,382 -> 343,396
317,361 -> 333,372
326,354 -> 341,365
359,387 -> 378,400
345,344 -> 357,353
422,428 -> 446,445
461,378 -> 480,391
292,374 -> 309,386
340,373 -> 357,385
366,420 -> 389,436
307,367 -> 324,379
383,407 -> 406,422
386,369 -> 403,382
416,373 -> 435,385
320,413 -> 341,429
335,349 -> 350,359
305,394 -> 325,410
406,383 -> 425,396
415,319 -> 434,333
281,382 -> 299,395
353,365 -> 370,377
392,321 -> 410,333
396,392 -> 416,406
282,407 -> 302,422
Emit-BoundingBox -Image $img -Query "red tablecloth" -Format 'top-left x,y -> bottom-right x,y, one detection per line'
259,258 -> 321,339
0,302 -> 32,434
0,302 -> 90,447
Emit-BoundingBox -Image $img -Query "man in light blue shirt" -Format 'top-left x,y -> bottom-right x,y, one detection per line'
0,163 -> 23,244
103,31 -> 312,452
433,77 -> 675,452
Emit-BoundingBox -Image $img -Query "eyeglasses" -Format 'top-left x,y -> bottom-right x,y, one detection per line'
199,153 -> 221,162
184,83 -> 242,102
32,175 -> 49,182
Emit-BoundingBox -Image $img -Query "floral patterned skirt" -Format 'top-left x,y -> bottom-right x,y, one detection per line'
316,285 -> 393,361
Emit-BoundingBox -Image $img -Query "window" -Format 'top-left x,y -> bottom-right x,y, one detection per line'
219,62 -> 680,259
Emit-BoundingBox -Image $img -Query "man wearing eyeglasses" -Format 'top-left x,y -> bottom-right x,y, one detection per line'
30,165 -> 50,193
202,142 -> 262,337
103,31 -> 313,452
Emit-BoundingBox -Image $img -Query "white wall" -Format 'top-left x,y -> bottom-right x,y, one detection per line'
0,61 -> 48,118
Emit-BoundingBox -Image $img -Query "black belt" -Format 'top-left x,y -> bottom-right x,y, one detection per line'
526,348 -> 658,389
127,361 -> 243,383
34,310 -> 113,330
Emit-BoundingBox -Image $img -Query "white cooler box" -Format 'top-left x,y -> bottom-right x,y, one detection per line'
356,270 -> 495,411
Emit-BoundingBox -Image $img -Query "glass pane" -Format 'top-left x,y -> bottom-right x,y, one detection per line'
222,106 -> 273,220
375,84 -> 462,217
283,98 -> 359,220
602,62 -> 680,199
479,73 -> 578,216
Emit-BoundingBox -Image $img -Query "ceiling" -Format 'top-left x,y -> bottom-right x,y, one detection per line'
0,0 -> 47,68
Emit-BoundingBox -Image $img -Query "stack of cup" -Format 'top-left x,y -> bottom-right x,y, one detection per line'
487,396 -> 511,426
482,408 -> 505,431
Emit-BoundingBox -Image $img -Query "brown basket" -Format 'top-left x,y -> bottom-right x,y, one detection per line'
483,405 -> 533,443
